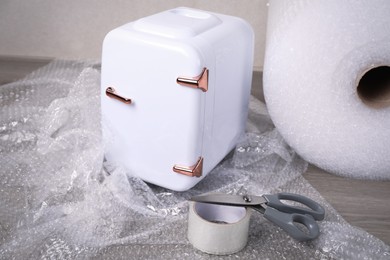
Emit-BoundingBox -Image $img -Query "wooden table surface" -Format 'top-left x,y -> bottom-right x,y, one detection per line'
1,56 -> 389,245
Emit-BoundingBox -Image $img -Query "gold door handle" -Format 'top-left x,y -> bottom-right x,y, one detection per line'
105,87 -> 132,104
173,157 -> 203,177
177,68 -> 208,92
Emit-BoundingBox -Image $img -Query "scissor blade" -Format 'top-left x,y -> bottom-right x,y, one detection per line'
190,194 -> 266,207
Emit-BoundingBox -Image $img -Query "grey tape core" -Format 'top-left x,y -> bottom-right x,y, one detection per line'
194,203 -> 246,224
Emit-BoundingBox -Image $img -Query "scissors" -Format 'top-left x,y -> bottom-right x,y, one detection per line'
190,192 -> 325,241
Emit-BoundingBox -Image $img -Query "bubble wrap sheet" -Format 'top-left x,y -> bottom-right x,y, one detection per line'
0,61 -> 389,259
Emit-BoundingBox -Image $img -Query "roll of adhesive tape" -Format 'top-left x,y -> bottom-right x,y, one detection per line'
187,202 -> 251,255
264,0 -> 390,179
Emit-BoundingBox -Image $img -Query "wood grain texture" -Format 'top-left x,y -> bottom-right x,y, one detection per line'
1,57 -> 389,244
304,166 -> 390,243
0,56 -> 51,85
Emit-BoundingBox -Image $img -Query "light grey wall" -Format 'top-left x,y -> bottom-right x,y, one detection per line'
0,0 -> 268,69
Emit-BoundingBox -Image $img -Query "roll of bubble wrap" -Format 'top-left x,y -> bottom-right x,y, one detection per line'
263,0 -> 390,179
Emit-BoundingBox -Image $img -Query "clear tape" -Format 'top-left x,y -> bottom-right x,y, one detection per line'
0,61 -> 389,259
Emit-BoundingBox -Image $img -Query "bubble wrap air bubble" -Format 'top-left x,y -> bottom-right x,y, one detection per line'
0,61 -> 389,259
263,0 -> 390,179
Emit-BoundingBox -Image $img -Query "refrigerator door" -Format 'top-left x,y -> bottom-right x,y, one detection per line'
101,27 -> 208,191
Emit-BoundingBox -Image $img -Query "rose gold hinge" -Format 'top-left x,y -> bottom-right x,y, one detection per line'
173,157 -> 203,177
106,87 -> 132,104
176,68 -> 208,92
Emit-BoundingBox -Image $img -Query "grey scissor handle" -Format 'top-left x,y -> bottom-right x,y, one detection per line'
263,207 -> 320,241
263,193 -> 325,221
